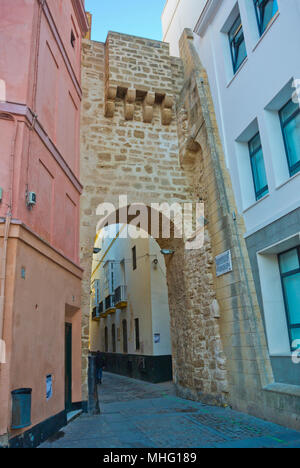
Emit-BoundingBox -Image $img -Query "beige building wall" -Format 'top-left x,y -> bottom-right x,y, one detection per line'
90,225 -> 172,358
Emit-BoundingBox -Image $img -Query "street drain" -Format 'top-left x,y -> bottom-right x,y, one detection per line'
158,407 -> 199,414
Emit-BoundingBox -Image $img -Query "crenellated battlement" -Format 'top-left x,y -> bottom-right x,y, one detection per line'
104,32 -> 176,124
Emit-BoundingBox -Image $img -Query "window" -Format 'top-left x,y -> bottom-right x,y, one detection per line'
228,15 -> 247,74
112,324 -> 116,353
254,0 -> 278,36
104,261 -> 115,294
111,266 -> 114,295
248,133 -> 269,200
122,320 -> 128,354
279,99 -> 300,177
104,327 -> 108,353
135,319 -> 140,351
132,246 -> 137,271
279,248 -> 300,351
93,279 -> 100,305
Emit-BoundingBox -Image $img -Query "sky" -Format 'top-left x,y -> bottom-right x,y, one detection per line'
85,0 -> 166,43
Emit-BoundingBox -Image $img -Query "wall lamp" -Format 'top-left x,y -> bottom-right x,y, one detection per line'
93,248 -> 102,254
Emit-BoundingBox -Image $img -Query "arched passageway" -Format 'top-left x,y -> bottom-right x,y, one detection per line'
80,29 -> 274,422
90,224 -> 173,383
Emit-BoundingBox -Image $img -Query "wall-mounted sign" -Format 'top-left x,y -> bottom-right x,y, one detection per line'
215,250 -> 233,277
154,333 -> 160,344
46,375 -> 53,401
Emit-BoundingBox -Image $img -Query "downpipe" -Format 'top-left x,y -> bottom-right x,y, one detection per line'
0,113 -> 18,361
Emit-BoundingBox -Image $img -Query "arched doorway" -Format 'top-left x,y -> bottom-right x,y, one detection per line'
81,202 -> 228,408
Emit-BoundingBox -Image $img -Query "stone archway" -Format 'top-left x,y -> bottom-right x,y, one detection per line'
80,28 -> 274,418
79,30 -> 230,407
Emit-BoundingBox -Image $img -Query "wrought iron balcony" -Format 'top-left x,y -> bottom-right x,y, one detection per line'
114,285 -> 128,309
92,305 -> 100,321
105,295 -> 116,314
92,301 -> 104,321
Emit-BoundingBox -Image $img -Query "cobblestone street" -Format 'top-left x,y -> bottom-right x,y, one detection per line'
40,373 -> 300,448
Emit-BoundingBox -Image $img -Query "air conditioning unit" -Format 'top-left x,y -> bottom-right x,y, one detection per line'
26,192 -> 37,208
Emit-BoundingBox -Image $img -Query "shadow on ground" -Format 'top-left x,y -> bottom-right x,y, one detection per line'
39,372 -> 300,448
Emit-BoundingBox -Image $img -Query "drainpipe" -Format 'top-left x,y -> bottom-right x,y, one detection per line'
25,0 -> 44,189
0,0 -> 44,347
0,113 -> 18,350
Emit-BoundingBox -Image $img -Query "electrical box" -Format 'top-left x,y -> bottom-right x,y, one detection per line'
27,192 -> 37,207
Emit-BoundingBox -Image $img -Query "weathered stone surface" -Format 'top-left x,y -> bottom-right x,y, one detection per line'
80,33 -> 227,408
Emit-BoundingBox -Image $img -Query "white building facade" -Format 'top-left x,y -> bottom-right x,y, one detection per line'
163,0 -> 300,385
90,225 -> 172,383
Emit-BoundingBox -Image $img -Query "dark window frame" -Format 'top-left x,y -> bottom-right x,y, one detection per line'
248,132 -> 269,201
254,0 -> 278,36
112,324 -> 116,353
122,319 -> 128,354
135,318 -> 140,351
132,246 -> 137,271
228,14 -> 247,74
279,99 -> 300,177
104,326 -> 108,353
278,247 -> 300,351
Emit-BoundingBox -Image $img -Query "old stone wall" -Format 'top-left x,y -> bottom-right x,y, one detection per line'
80,33 -> 228,406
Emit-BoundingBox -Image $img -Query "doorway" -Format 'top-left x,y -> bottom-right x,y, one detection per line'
65,323 -> 72,412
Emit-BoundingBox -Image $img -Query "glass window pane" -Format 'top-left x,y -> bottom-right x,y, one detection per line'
279,249 -> 299,274
229,15 -> 247,73
229,17 -> 241,41
280,99 -> 298,124
249,133 -> 261,154
249,134 -> 268,199
261,0 -> 278,32
235,39 -> 247,71
282,273 -> 300,325
251,148 -> 268,196
283,112 -> 300,173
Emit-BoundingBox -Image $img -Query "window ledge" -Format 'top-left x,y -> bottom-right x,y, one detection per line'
226,57 -> 248,88
252,11 -> 280,53
264,382 -> 300,399
242,193 -> 270,214
275,170 -> 300,191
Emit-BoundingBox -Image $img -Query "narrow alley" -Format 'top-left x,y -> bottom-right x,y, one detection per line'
40,373 -> 300,449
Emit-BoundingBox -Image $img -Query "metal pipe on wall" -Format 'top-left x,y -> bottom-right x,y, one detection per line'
0,113 -> 18,346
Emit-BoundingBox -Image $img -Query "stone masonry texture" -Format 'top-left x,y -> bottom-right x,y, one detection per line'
80,30 -> 300,431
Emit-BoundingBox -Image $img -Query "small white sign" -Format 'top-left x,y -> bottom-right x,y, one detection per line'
46,375 -> 53,401
215,250 -> 233,277
0,79 -> 6,102
0,339 -> 6,363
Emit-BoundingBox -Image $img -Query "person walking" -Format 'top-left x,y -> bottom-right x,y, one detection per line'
95,351 -> 106,385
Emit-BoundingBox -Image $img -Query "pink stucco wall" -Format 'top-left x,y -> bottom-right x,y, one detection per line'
0,0 -> 83,263
0,0 -> 88,441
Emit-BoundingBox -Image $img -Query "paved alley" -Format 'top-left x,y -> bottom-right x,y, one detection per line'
39,373 -> 300,448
